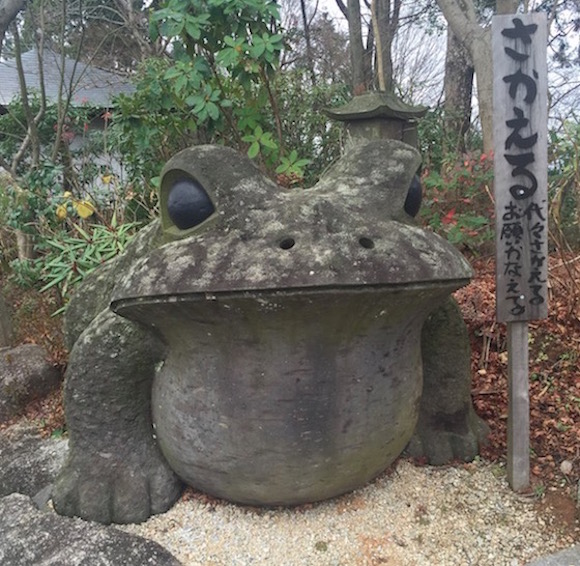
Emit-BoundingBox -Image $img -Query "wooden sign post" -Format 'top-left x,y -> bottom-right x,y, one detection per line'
492,13 -> 548,491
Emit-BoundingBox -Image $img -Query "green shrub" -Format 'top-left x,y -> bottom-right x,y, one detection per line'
420,150 -> 494,253
38,219 -> 139,311
548,121 -> 580,247
0,165 -> 62,236
7,258 -> 44,289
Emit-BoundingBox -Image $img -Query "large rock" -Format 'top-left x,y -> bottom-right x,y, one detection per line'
525,546 -> 580,566
0,294 -> 13,347
0,344 -> 61,422
0,423 -> 68,502
0,493 -> 183,566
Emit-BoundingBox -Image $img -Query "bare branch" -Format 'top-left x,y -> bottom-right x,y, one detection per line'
335,0 -> 348,18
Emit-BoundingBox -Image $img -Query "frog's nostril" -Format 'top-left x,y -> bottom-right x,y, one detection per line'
279,237 -> 296,250
359,237 -> 375,249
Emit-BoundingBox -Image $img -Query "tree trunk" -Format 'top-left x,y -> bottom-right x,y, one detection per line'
372,0 -> 400,92
0,0 -> 26,57
300,0 -> 317,87
15,229 -> 35,260
496,0 -> 519,15
443,27 -> 474,154
436,0 -> 494,153
342,0 -> 372,93
472,35 -> 494,155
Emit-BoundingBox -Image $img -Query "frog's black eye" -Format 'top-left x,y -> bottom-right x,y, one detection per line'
167,177 -> 215,230
404,175 -> 422,218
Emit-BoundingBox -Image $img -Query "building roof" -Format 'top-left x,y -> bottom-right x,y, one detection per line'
0,48 -> 135,108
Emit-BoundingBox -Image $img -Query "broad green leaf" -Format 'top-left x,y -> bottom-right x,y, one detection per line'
250,42 -> 266,59
260,136 -> 278,150
207,102 -> 220,120
193,99 -> 206,114
198,107 -> 208,122
174,74 -> 188,95
275,161 -> 289,174
185,20 -> 202,40
248,141 -> 260,159
164,67 -> 182,79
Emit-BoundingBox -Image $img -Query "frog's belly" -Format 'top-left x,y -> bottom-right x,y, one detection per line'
149,288 -> 437,505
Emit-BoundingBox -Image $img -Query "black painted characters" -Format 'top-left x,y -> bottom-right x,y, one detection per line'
494,15 -> 548,321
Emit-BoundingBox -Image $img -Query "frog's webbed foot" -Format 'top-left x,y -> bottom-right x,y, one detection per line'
53,441 -> 182,524
52,310 -> 182,524
406,297 -> 490,465
406,405 -> 490,465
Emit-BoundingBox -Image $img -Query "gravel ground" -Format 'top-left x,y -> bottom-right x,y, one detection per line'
120,459 -> 575,566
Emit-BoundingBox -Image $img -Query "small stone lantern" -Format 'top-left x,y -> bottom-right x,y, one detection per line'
325,91 -> 427,149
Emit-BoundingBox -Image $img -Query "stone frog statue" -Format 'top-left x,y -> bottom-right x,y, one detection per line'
53,139 -> 488,525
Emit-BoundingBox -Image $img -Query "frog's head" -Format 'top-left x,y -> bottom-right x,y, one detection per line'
111,139 -> 471,311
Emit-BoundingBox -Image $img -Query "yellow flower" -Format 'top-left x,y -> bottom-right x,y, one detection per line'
102,174 -> 112,185
56,204 -> 67,220
74,200 -> 95,219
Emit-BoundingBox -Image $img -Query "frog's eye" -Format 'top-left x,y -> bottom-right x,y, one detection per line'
404,175 -> 422,218
167,177 -> 215,230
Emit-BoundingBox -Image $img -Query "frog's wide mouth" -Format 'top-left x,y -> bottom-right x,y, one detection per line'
110,279 -> 470,321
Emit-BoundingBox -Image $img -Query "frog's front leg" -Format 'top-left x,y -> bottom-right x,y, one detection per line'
52,309 -> 183,524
